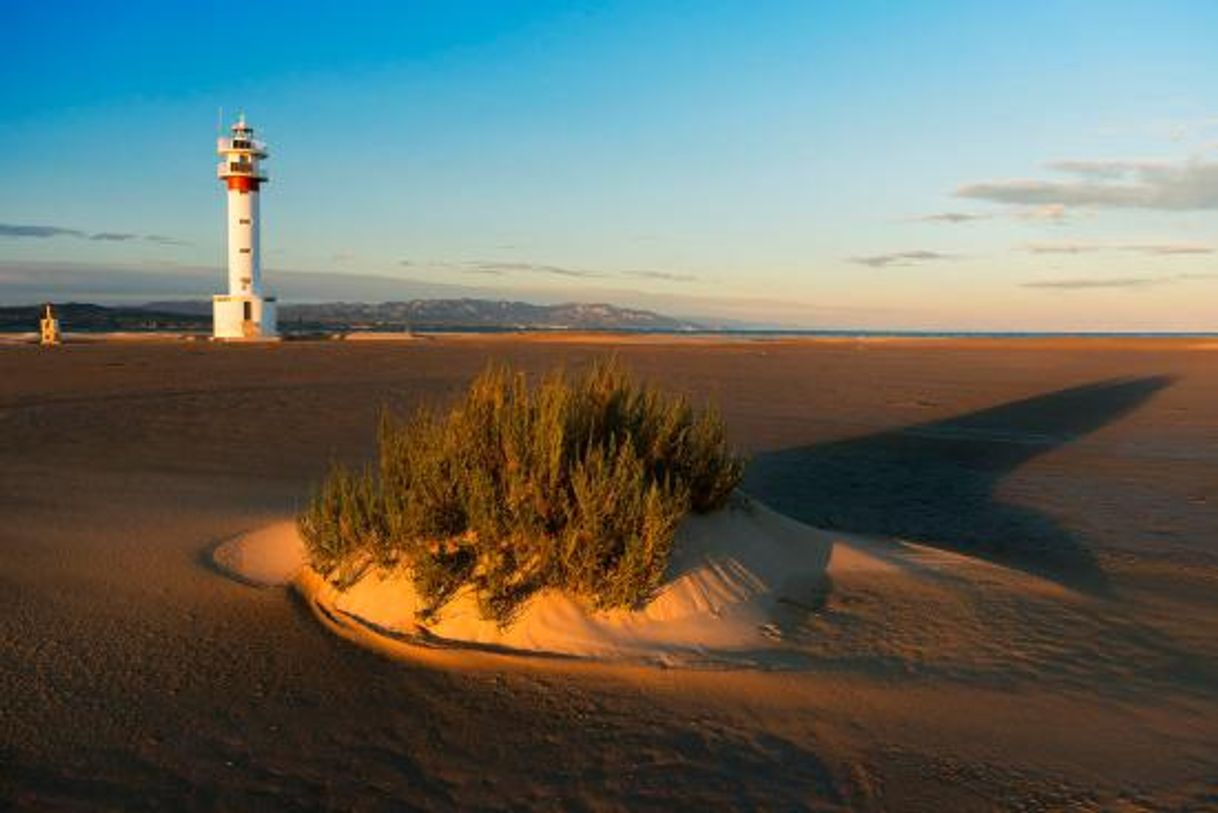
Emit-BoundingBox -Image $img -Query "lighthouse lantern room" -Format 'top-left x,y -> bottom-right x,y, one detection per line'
214,114 -> 277,340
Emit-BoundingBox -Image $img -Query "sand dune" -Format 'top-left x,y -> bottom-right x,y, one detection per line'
220,496 -> 838,666
218,494 -> 1084,674
212,521 -> 306,587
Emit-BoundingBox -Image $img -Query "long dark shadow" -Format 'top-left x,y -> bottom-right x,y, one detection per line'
743,376 -> 1175,592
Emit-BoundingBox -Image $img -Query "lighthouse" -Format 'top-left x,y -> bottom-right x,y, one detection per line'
213,114 -> 277,340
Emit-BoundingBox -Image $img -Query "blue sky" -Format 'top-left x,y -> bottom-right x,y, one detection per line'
2,1 -> 1216,328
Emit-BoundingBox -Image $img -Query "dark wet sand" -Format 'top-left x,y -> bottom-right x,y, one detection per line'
1,336 -> 1216,810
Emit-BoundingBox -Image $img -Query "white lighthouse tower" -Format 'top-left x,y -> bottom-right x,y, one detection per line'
213,114 -> 277,340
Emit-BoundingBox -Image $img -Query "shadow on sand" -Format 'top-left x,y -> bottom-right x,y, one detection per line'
743,376 -> 1174,593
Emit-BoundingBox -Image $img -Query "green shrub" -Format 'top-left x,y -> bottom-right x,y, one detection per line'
296,462 -> 383,581
298,358 -> 744,622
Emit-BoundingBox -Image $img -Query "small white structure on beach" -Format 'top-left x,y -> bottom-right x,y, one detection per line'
39,303 -> 61,346
213,114 -> 277,340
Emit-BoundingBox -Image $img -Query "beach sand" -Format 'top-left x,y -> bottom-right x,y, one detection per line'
1,336 -> 1216,809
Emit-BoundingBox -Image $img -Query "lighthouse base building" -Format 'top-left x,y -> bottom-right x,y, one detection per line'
214,114 -> 278,341
212,294 -> 277,340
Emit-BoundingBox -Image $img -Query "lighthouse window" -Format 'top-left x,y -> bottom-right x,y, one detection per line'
243,302 -> 252,321
238,218 -> 251,224
239,247 -> 251,253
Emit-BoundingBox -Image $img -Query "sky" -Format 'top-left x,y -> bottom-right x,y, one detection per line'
2,0 -> 1216,330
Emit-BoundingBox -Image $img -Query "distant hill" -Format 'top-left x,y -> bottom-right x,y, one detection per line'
145,298 -> 703,331
0,303 -> 210,333
1,299 -> 703,333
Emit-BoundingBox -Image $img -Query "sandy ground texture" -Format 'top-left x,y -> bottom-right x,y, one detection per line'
1,335 -> 1216,810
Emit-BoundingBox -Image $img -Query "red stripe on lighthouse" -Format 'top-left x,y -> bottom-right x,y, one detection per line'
226,176 -> 260,192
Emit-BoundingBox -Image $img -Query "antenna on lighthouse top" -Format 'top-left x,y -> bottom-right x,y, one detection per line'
217,106 -> 224,136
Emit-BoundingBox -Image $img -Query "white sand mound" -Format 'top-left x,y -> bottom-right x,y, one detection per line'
301,497 -> 845,666
266,496 -> 904,666
212,521 -> 306,587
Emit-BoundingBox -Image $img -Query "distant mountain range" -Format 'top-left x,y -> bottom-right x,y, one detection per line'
287,299 -> 701,330
0,299 -> 703,333
0,303 -> 210,333
0,261 -> 789,329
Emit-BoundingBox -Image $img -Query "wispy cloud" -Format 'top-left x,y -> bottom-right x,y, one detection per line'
916,202 -> 1069,224
916,212 -> 994,224
622,269 -> 699,282
958,158 -> 1218,210
1022,277 -> 1162,289
1023,242 -> 1101,255
1022,271 -> 1217,290
1137,243 -> 1214,255
89,232 -> 139,242
1,222 -> 188,245
847,250 -> 957,268
1023,241 -> 1214,256
1016,203 -> 1070,222
144,234 -> 190,246
0,223 -> 85,238
465,261 -> 608,279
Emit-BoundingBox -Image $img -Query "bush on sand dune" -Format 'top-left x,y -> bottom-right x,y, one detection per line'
297,358 -> 744,623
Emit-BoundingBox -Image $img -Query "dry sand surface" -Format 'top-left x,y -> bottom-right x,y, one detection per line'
2,335 -> 1216,810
